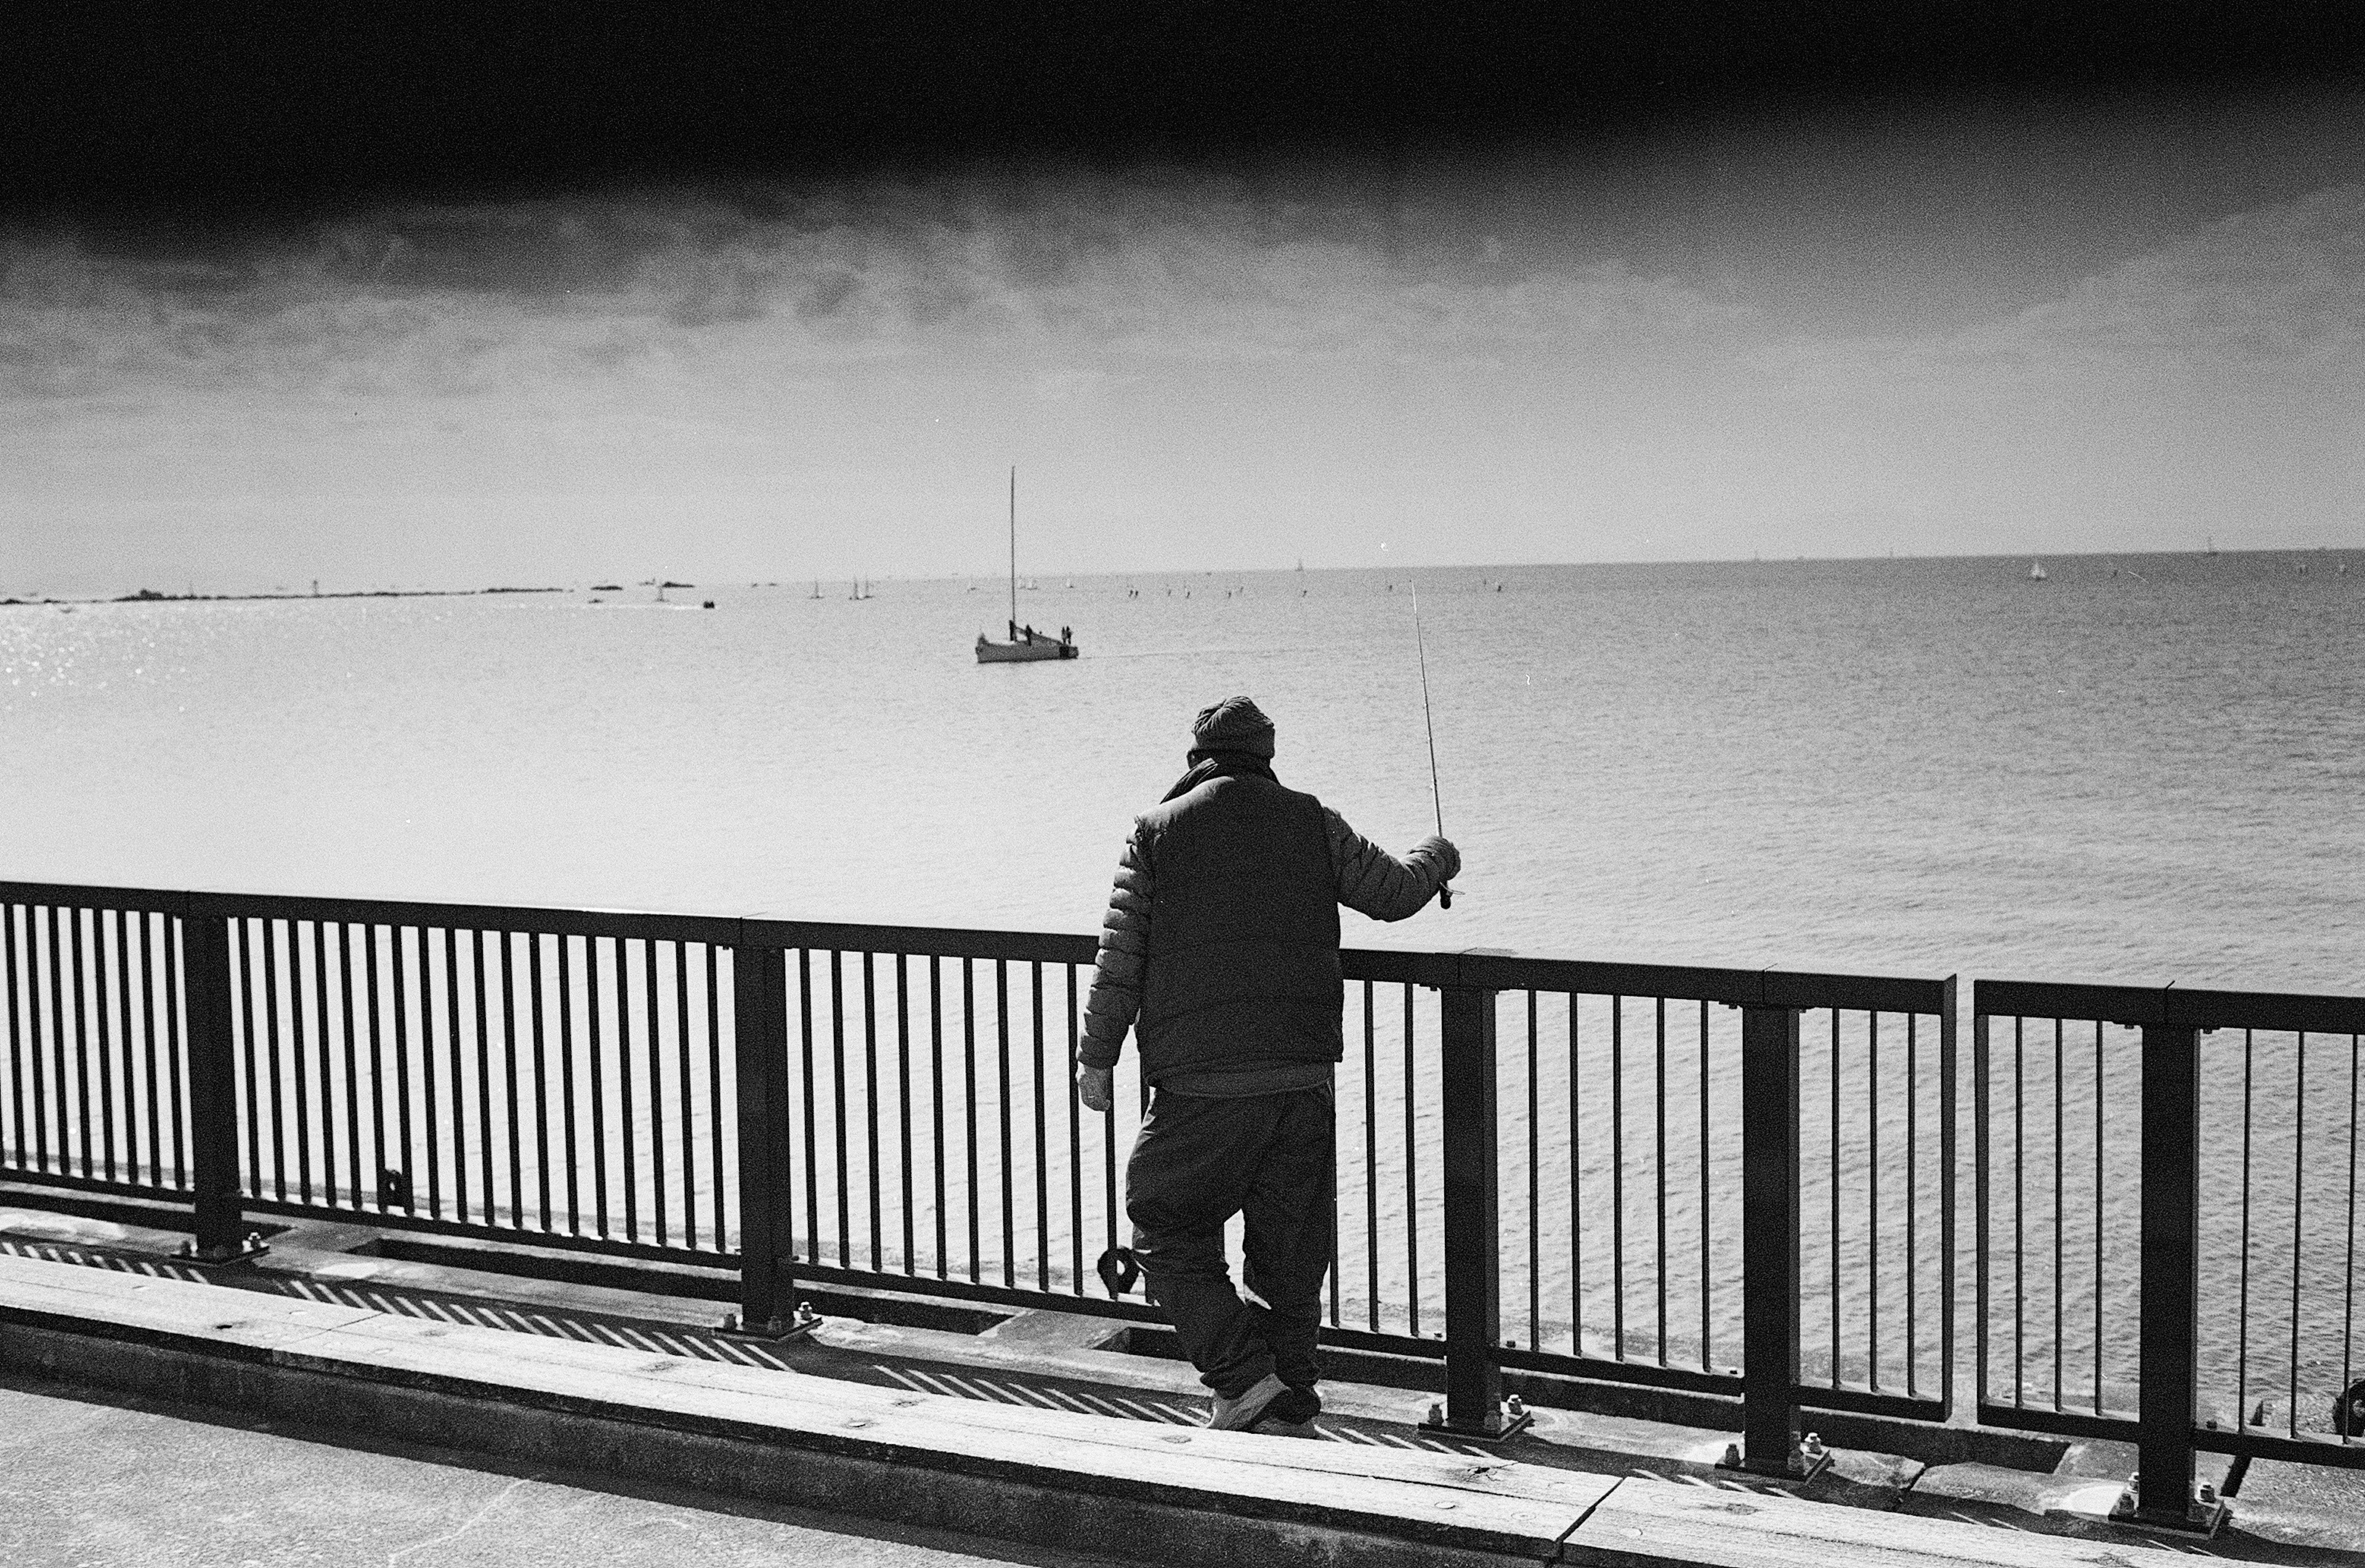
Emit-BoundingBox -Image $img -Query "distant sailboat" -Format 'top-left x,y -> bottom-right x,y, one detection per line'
977,469 -> 1077,664
2029,561 -> 2048,582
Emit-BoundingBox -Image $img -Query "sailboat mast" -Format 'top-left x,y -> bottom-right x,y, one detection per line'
1008,466 -> 1017,634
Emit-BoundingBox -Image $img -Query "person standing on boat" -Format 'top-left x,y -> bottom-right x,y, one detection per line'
1075,696 -> 1458,1431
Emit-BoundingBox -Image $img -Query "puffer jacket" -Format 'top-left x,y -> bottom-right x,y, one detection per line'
1079,764 -> 1459,1080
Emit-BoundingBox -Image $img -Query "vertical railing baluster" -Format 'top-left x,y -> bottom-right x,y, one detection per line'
645,937 -> 665,1245
445,927 -> 466,1220
2133,1006 -> 2202,1527
1064,963 -> 1080,1295
524,934 -> 545,1231
842,950 -> 860,1267
2237,1028 -> 2255,1423
2093,1020 -> 2105,1415
184,905 -> 249,1259
1569,995 -> 1581,1357
964,957 -> 979,1283
102,909 -> 124,1181
800,949 -> 819,1263
556,936 -> 578,1231
1032,960 -> 1048,1293
1868,1012 -> 1880,1390
339,924 -> 360,1210
2290,1033 -> 2308,1441
675,941 -> 695,1249
311,921 -> 333,1206
2013,1016 -> 2024,1407
932,957 -> 949,1278
1610,995 -> 1624,1359
706,944 -> 725,1250
2053,1017 -> 2065,1411
1905,1011 -> 1918,1397
998,958 -> 1014,1288
1437,970 -> 1514,1435
1738,1000 -> 1802,1475
143,911 -> 165,1187
732,937 -> 796,1333
1973,1006 -> 1992,1415
392,926 -> 413,1209
1656,996 -> 1668,1366
472,931 -> 492,1227
619,935 -> 639,1241
3,905 -> 23,1174
365,925 -> 388,1210
419,927 -> 441,1216
1831,1009 -> 1843,1389
864,952 -> 881,1271
234,916 -> 257,1194
288,921 -> 312,1204
46,907 -> 65,1174
1402,982 -> 1418,1338
1364,980 -> 1378,1333
71,908 -> 91,1179
1938,976 -> 1957,1420
1699,998 -> 1711,1373
2343,1030 -> 2360,1449
1527,991 -> 1539,1349
904,954 -> 919,1277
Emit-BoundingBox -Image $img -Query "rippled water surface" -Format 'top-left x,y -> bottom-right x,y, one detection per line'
8,552 -> 2363,990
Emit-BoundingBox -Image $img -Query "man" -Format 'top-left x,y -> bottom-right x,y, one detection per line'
1075,696 -> 1458,1431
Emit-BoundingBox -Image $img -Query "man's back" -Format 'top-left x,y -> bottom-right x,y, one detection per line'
1136,769 -> 1343,1078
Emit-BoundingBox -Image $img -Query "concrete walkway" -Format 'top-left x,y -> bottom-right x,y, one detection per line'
0,1375 -> 1132,1568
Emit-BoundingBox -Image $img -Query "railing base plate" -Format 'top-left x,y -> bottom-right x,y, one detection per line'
176,1237 -> 269,1267
716,1312 -> 819,1344
2111,1487 -> 2231,1537
1715,1444 -> 1833,1482
1418,1403 -> 1535,1442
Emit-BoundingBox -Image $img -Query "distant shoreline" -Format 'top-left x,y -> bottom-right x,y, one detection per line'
1,586 -> 570,608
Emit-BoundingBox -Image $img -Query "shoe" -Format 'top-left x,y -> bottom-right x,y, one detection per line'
1267,1385 -> 1320,1425
1207,1372 -> 1289,1431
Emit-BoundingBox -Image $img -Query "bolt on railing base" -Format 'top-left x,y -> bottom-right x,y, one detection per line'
1716,1431 -> 1833,1483
1418,1396 -> 1535,1442
176,1232 -> 270,1267
717,1301 -> 822,1343
2111,1480 -> 2231,1537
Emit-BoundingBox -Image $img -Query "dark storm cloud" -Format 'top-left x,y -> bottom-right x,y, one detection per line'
7,3 -> 2361,222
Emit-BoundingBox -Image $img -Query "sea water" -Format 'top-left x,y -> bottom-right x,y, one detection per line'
6,552 -> 2363,1420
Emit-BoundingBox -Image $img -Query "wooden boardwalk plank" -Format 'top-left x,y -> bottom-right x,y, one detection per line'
1566,1476 -> 2193,1567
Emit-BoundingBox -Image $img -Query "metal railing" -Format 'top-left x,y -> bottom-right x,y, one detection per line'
5,878 -> 2356,1493
1975,980 -> 2365,1527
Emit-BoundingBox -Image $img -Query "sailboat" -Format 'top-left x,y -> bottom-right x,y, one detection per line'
977,468 -> 1077,663
2029,561 -> 2048,582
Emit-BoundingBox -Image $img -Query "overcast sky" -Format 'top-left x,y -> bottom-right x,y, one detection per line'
6,12 -> 2363,594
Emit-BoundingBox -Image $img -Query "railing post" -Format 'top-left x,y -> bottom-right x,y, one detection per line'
180,906 -> 257,1262
1432,978 -> 1527,1437
730,939 -> 801,1336
2132,1015 -> 2209,1529
1737,1002 -> 1804,1474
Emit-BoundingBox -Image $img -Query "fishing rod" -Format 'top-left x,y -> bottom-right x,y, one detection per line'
1411,586 -> 1452,910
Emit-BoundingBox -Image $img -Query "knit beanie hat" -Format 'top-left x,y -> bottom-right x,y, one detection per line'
1191,695 -> 1275,758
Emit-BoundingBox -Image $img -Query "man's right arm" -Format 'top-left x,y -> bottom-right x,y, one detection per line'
1080,823 -> 1153,1069
1327,808 -> 1459,921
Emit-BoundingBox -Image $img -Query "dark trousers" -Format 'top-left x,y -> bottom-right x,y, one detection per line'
1125,1086 -> 1334,1399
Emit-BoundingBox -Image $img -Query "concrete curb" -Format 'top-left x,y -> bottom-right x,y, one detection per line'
1,1255 -> 2202,1568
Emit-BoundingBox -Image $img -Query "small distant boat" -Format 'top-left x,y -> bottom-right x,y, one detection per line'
2029,562 -> 2048,582
977,468 -> 1077,664
809,580 -> 823,599
591,583 -> 622,592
